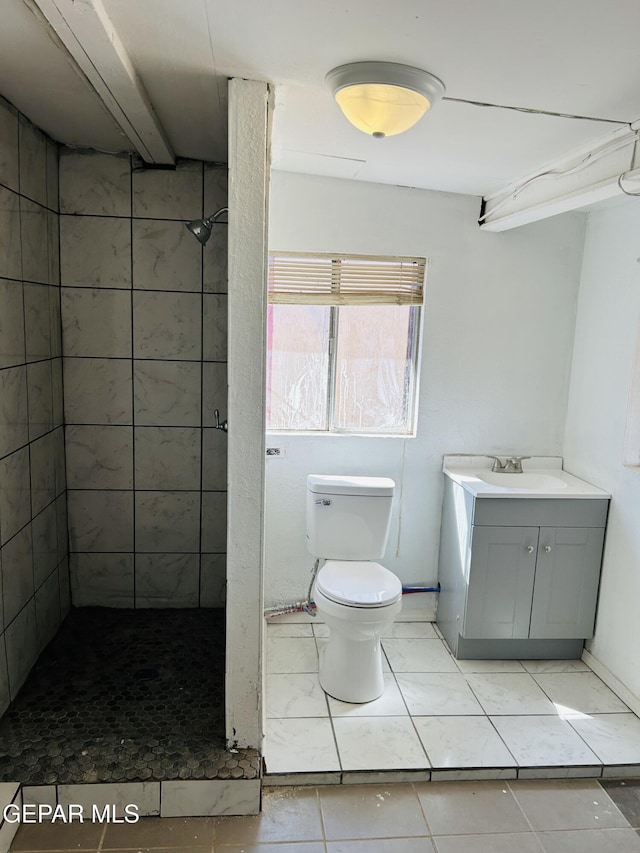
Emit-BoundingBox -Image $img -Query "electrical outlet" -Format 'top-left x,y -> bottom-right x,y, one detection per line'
266,446 -> 286,458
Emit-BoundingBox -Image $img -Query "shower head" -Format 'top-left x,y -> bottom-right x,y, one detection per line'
185,207 -> 228,245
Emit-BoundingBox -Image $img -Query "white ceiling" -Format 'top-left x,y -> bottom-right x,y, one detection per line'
2,0 -> 640,197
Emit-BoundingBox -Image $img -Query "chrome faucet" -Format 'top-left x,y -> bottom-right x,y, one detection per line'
503,456 -> 531,473
488,455 -> 531,473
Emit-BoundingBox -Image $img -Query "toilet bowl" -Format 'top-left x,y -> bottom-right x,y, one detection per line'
306,474 -> 402,704
313,559 -> 402,703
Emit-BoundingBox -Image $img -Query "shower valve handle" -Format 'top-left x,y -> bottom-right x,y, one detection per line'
214,409 -> 228,433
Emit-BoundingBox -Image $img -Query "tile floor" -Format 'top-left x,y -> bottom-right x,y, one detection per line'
9,778 -> 640,852
264,620 -> 640,781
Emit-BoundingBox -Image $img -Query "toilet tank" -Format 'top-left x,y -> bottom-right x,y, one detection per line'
306,474 -> 395,560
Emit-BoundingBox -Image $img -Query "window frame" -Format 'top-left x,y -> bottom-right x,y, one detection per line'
266,252 -> 426,437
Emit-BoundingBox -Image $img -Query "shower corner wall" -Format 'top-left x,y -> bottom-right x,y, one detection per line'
0,94 -> 69,716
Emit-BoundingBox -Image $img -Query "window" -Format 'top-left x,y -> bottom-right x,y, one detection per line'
266,252 -> 425,434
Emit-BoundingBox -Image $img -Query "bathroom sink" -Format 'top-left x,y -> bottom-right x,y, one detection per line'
478,472 -> 568,490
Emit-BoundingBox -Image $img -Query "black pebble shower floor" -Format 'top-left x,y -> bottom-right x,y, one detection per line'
0,607 -> 260,785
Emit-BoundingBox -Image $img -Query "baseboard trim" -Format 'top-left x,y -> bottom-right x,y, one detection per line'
582,649 -> 640,716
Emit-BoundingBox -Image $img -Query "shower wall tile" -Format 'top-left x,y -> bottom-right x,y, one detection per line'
65,425 -> 133,489
56,495 -> 68,563
0,99 -> 19,193
1,525 -> 34,625
21,198 -> 50,283
0,105 -> 68,709
35,569 -> 60,653
0,185 -> 22,280
203,294 -> 228,360
0,645 -> 8,716
19,116 -> 47,206
67,490 -> 133,552
203,227 -> 228,293
60,150 -> 131,216
135,491 -> 200,553
135,553 -> 199,607
204,165 -> 228,213
51,358 -> 64,427
132,160 -> 203,220
0,365 -> 28,459
0,278 -> 25,367
0,447 -> 30,545
61,288 -> 132,357
47,210 -> 60,284
49,285 -> 62,357
134,360 -> 201,426
133,290 -> 202,360
64,357 -> 132,425
133,219 -> 202,291
203,362 -> 228,427
23,283 -> 52,361
59,557 -> 71,617
202,428 -> 227,490
60,215 -> 131,288
201,492 -> 227,553
32,502 -> 58,588
29,431 -> 56,516
70,553 -> 133,607
27,359 -> 53,441
5,598 -> 38,699
46,139 -> 59,212
134,426 -> 201,490
200,553 -> 226,606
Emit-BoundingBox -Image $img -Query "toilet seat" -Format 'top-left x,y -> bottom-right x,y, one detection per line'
316,560 -> 402,608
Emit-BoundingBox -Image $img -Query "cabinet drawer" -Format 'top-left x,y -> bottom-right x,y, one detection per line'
473,498 -> 608,528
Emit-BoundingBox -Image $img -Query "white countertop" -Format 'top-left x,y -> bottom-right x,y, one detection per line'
442,455 -> 610,499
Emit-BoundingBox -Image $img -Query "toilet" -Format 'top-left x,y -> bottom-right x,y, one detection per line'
306,474 -> 402,703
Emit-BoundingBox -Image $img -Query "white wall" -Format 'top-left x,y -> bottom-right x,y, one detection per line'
563,197 -> 640,703
265,171 -> 586,608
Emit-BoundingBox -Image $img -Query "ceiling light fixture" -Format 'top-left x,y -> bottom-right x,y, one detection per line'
326,61 -> 445,139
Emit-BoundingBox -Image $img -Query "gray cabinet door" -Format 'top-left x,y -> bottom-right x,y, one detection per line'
464,526 -> 539,639
529,527 -> 605,639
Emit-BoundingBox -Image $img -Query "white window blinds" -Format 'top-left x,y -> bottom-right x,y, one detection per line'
268,252 -> 426,306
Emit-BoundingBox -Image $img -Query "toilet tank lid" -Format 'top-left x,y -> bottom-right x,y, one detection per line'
307,474 -> 395,497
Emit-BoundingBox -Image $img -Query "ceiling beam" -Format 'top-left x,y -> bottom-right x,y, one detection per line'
31,0 -> 174,164
480,124 -> 640,231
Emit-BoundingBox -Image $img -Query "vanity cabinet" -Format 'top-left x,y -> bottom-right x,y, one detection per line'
436,481 -> 609,659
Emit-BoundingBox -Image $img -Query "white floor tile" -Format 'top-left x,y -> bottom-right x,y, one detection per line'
568,713 -> 640,764
312,622 -> 329,638
332,715 -> 429,770
328,673 -> 408,717
266,637 -> 319,673
381,622 -> 438,639
266,673 -> 329,718
491,715 -> 601,766
382,638 -> 459,673
456,659 -> 526,673
413,716 -> 516,768
521,659 -> 590,673
264,717 -> 340,773
532,672 -> 630,715
396,673 -> 485,716
465,673 -> 557,715
266,622 -> 314,638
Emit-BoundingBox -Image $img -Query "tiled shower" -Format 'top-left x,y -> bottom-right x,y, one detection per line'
59,149 -> 228,608
0,94 -> 253,793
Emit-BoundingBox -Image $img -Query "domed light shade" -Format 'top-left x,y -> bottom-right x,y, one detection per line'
326,61 -> 445,138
